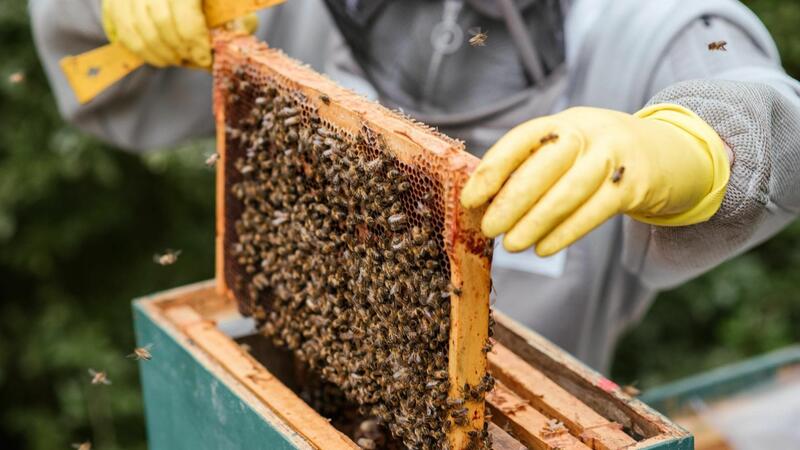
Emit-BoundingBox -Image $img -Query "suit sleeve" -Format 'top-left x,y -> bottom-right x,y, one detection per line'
29,0 -> 217,152
623,15 -> 800,289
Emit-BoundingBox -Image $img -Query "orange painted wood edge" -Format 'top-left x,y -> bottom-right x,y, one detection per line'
487,381 -> 591,450
213,60 -> 228,297
489,344 -> 635,450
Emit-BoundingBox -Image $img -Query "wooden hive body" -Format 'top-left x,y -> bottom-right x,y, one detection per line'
134,282 -> 693,450
212,34 -> 491,449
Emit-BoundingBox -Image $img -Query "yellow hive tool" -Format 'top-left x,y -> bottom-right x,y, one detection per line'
59,0 -> 285,105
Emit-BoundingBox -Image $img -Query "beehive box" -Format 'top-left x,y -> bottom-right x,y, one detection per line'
133,281 -> 693,450
132,33 -> 693,450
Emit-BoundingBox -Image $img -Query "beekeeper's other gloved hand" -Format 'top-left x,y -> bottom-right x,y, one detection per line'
101,0 -> 260,69
460,105 -> 731,257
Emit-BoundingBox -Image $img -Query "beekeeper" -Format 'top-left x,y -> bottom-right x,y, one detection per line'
30,0 -> 800,372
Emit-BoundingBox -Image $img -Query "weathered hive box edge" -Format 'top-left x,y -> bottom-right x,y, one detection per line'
132,281 -> 693,450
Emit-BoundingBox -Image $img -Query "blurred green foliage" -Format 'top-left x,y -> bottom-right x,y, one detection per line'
0,1 -> 216,449
1,0 -> 799,449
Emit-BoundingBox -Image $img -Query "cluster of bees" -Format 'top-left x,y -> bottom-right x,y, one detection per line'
222,66 -> 492,449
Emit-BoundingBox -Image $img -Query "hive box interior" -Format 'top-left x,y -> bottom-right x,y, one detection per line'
134,282 -> 692,450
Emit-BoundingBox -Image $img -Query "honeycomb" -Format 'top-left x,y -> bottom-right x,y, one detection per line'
213,35 -> 492,450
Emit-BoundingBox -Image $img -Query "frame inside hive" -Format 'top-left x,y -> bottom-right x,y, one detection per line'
211,34 -> 492,449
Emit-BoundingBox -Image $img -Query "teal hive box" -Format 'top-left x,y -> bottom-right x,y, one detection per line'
133,280 -> 693,450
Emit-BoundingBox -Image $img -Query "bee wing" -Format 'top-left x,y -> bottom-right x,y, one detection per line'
174,250 -> 182,257
467,26 -> 482,35
88,368 -> 97,376
153,253 -> 162,263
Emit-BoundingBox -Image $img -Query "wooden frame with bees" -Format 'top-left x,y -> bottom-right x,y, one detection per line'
133,281 -> 693,450
212,33 -> 493,449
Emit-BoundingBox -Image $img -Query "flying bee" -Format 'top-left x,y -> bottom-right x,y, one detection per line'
88,369 -> 111,385
708,40 -> 728,51
154,249 -> 181,266
468,27 -> 488,47
72,442 -> 92,450
8,71 -> 24,84
611,165 -> 625,183
205,152 -> 220,167
127,344 -> 153,361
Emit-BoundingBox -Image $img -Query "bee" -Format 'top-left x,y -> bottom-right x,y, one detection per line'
277,106 -> 298,118
446,398 -> 465,408
8,71 -> 24,84
453,415 -> 468,426
542,418 -> 568,437
622,384 -> 641,397
708,40 -> 728,51
468,27 -> 488,47
540,132 -> 559,145
71,442 -> 92,450
387,213 -> 407,231
153,249 -> 181,266
205,152 -> 220,166
127,344 -> 153,361
88,369 -> 111,385
611,165 -> 625,183
481,338 -> 494,354
319,93 -> 331,105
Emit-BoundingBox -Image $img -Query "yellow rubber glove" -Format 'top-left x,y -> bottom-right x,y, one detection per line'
460,104 -> 730,257
102,0 -> 259,69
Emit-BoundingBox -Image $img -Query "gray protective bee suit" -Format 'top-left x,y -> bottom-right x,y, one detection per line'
30,0 -> 800,372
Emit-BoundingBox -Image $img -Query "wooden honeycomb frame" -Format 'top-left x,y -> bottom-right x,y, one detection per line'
211,34 -> 492,449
